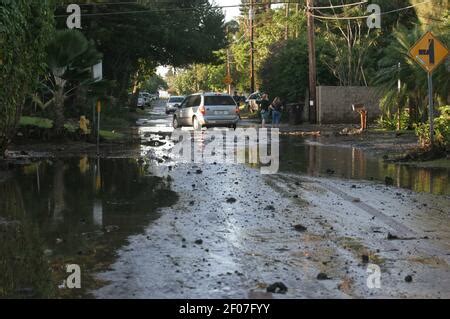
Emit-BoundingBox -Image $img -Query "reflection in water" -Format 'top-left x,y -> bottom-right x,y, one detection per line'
280,136 -> 450,195
0,158 -> 177,298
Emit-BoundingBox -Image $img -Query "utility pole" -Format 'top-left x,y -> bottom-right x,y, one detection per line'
226,48 -> 232,95
397,62 -> 401,131
249,0 -> 255,93
285,3 -> 290,40
307,0 -> 317,123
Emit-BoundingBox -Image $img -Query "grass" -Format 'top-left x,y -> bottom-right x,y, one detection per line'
99,130 -> 125,141
19,116 -> 126,141
19,116 -> 53,129
64,123 -> 78,133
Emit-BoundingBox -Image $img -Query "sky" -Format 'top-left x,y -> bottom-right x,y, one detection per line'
211,0 -> 241,21
157,0 -> 241,77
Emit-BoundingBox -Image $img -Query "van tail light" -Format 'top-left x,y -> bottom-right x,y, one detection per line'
199,105 -> 206,115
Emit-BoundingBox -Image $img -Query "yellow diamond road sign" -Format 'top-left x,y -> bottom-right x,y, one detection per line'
409,31 -> 449,73
224,74 -> 232,85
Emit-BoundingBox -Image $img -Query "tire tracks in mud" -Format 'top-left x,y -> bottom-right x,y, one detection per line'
266,173 -> 450,298
274,173 -> 449,257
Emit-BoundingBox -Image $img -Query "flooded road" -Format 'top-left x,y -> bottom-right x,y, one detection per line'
1,100 -> 449,298
279,138 -> 450,195
0,157 -> 177,298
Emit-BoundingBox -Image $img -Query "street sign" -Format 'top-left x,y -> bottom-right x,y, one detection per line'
224,74 -> 232,85
409,31 -> 449,74
409,32 -> 449,147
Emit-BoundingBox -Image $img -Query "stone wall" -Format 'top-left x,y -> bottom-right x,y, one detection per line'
316,86 -> 381,124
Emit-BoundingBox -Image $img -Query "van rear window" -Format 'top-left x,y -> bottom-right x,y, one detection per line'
169,97 -> 184,103
204,96 -> 236,106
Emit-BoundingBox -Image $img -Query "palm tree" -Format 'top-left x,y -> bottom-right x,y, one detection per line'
375,23 -> 449,127
34,30 -> 102,136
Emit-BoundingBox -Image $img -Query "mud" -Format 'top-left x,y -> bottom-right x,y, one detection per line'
1,100 -> 449,299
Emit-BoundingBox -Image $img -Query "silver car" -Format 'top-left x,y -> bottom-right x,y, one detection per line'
172,93 -> 240,130
165,96 -> 185,114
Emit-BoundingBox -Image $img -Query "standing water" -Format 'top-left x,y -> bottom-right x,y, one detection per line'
279,136 -> 450,195
0,157 -> 177,298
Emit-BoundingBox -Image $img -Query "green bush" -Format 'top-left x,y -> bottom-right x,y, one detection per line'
415,105 -> 450,150
377,109 -> 410,130
0,1 -> 54,156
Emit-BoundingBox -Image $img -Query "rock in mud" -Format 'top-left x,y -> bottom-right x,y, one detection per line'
195,169 -> 203,174
226,197 -> 237,204
317,273 -> 331,280
266,282 -> 288,294
104,225 -> 120,233
195,239 -> 203,245
293,224 -> 307,232
361,254 -> 369,264
387,233 -> 399,240
264,205 -> 275,211
405,275 -> 413,283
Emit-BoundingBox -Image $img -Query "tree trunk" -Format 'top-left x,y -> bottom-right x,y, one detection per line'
53,89 -> 65,136
408,98 -> 417,129
0,141 -> 7,159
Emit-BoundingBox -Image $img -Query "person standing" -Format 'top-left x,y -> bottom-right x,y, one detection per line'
259,94 -> 271,128
270,97 -> 282,126
233,91 -> 240,106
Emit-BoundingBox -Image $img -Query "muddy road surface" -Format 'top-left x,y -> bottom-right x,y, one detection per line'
1,100 -> 449,299
94,101 -> 450,299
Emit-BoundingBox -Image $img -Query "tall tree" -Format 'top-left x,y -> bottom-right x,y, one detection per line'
55,0 -> 227,104
0,1 -> 54,156
32,30 -> 102,136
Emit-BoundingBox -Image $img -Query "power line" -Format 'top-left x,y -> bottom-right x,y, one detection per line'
307,1 -> 367,10
74,1 -> 138,5
54,0 -> 440,20
55,1 -> 302,18
311,0 -> 433,20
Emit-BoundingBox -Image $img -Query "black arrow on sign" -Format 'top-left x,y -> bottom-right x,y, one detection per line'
419,39 -> 435,64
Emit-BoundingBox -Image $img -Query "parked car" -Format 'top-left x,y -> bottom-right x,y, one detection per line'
139,92 -> 153,106
137,97 -> 146,109
172,92 -> 240,130
245,92 -> 262,112
165,96 -> 185,114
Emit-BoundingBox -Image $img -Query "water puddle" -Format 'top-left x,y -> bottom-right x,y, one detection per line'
280,136 -> 450,195
0,157 -> 177,298
136,124 -> 449,195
